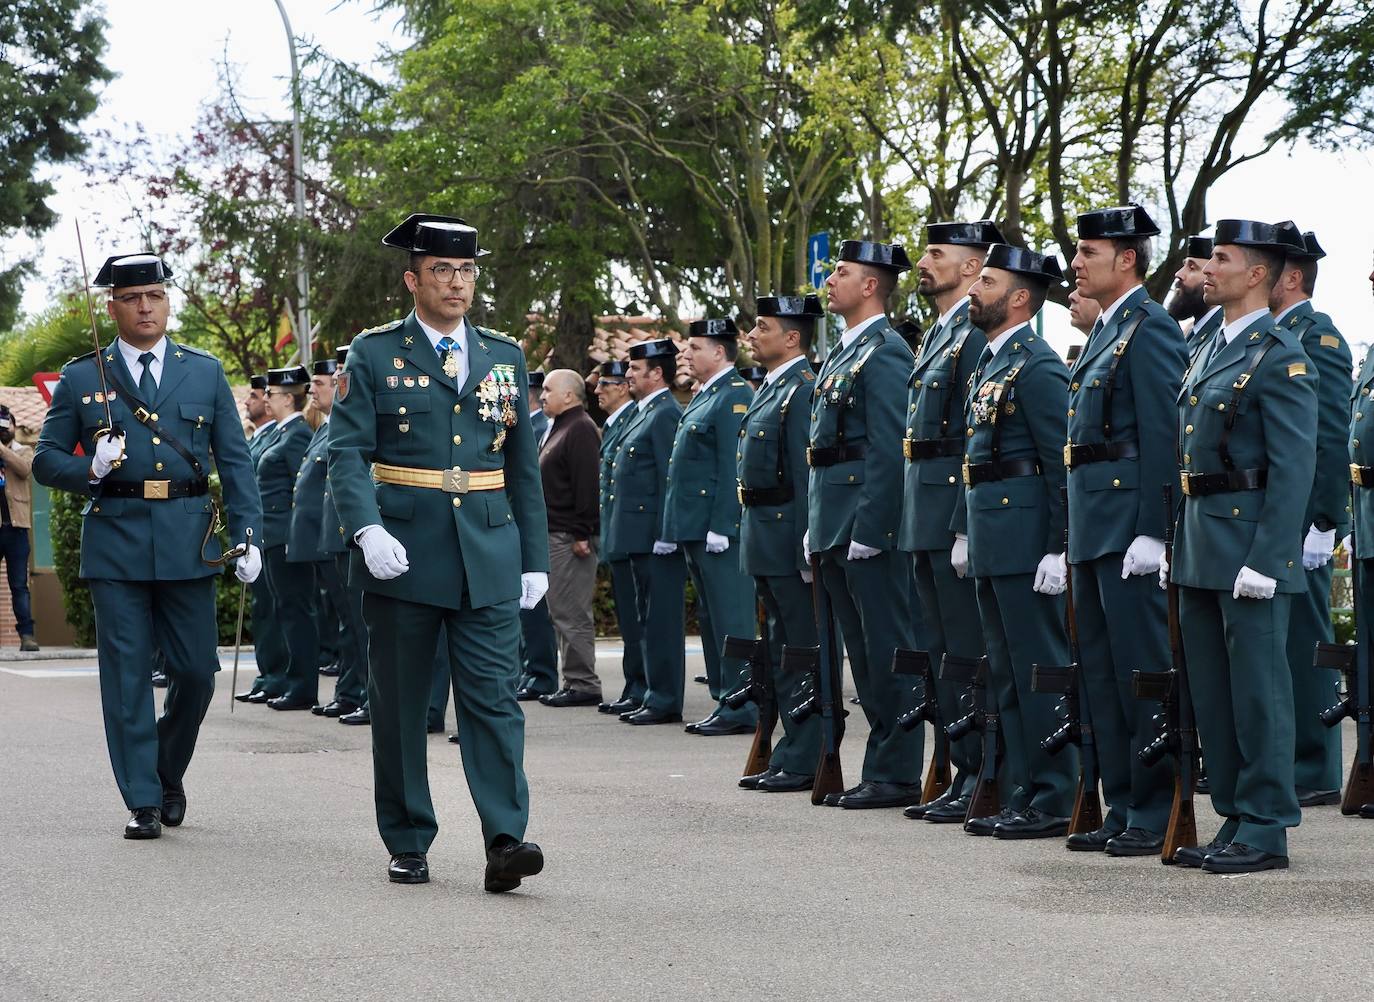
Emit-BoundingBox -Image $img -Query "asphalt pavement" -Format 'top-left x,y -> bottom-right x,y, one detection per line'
2,642 -> 1371,1001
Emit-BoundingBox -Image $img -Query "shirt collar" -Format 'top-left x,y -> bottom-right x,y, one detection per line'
1100,284 -> 1144,328
936,296 -> 970,333
763,354 -> 808,386
252,419 -> 277,439
1198,304 -> 1222,329
987,321 -> 1033,359
529,407 -> 543,418
638,386 -> 670,407
840,312 -> 886,350
117,335 -> 169,370
1273,300 -> 1310,325
607,400 -> 634,424
695,365 -> 733,393
1219,307 -> 1273,347
278,410 -> 304,427
416,314 -> 466,350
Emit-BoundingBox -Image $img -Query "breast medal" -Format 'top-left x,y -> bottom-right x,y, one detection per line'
443,350 -> 460,380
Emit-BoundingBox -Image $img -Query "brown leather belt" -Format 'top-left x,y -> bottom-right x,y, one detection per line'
372,462 -> 505,493
1179,468 -> 1267,496
100,478 -> 209,500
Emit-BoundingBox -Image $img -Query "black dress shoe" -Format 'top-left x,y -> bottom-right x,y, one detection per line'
233,685 -> 262,702
838,780 -> 922,810
693,674 -> 708,685
1173,839 -> 1228,868
757,770 -> 814,793
600,697 -> 640,715
319,662 -> 341,677
245,690 -> 270,704
821,784 -> 865,807
448,733 -> 460,744
1195,773 -> 1211,795
485,837 -> 544,893
124,807 -> 161,840
904,786 -> 958,820
161,790 -> 186,827
924,794 -> 972,823
1065,826 -> 1119,852
691,717 -> 754,737
388,852 -> 429,884
267,696 -> 315,711
994,807 -> 1070,840
965,807 -> 1023,836
324,700 -> 359,719
1201,842 -> 1288,874
1360,803 -> 1374,819
739,768 -> 776,790
541,688 -> 602,707
1105,827 -> 1165,857
684,713 -> 719,734
311,702 -> 328,716
151,670 -> 169,688
515,686 -> 553,702
1297,787 -> 1341,808
339,706 -> 371,725
625,708 -> 683,726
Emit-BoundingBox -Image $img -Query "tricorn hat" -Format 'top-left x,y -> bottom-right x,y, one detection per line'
688,318 -> 739,340
1273,221 -> 1326,261
1186,235 -> 1214,260
599,360 -> 631,378
1214,219 -> 1305,252
266,365 -> 310,388
250,374 -> 268,390
924,220 -> 1007,247
335,343 -> 350,368
1076,203 -> 1161,239
756,294 -> 824,320
628,338 -> 677,361
312,358 -> 337,376
382,213 -> 488,258
985,244 -> 1066,286
837,239 -> 912,274
740,365 -> 767,383
93,254 -> 174,289
528,371 -> 545,389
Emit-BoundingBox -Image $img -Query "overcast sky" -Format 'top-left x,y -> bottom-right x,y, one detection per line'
11,0 -> 1374,358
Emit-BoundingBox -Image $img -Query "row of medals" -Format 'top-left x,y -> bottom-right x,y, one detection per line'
476,361 -> 518,452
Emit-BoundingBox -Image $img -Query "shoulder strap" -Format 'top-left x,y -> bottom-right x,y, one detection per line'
989,355 -> 1030,465
1217,333 -> 1280,470
101,365 -> 206,481
1100,310 -> 1147,442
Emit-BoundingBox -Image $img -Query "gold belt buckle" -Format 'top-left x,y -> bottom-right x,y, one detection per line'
1062,443 -> 1073,469
144,480 -> 170,500
441,467 -> 471,494
1180,471 -> 1193,497
736,484 -> 745,505
961,459 -> 972,486
805,446 -> 816,467
1352,463 -> 1364,487
902,438 -> 914,460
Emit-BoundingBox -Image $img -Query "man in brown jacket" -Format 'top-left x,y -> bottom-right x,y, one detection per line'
0,405 -> 37,650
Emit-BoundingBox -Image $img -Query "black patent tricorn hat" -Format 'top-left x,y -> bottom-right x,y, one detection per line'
382,213 -> 489,258
688,318 -> 739,339
1076,203 -> 1161,239
924,220 -> 1006,247
266,365 -> 310,388
984,244 -> 1066,285
756,294 -> 824,319
1186,236 -> 1214,259
1214,219 -> 1304,252
93,254 -> 174,288
628,338 -> 677,361
837,239 -> 912,274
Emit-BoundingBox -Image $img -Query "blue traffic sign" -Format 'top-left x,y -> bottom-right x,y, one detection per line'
808,232 -> 830,289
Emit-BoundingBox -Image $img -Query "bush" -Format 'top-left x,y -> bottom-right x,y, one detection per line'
592,560 -> 699,636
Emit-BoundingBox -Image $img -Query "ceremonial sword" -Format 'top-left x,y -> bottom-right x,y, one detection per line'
228,527 -> 252,713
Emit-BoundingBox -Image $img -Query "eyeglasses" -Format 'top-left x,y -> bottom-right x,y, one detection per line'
425,263 -> 480,284
111,291 -> 168,306
597,378 -> 627,387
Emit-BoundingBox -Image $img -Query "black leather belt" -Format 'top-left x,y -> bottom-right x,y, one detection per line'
1179,468 -> 1267,497
738,485 -> 794,506
1353,464 -> 1374,488
807,443 -> 866,467
1064,440 -> 1139,469
962,458 -> 1041,486
100,478 -> 210,500
903,436 -> 964,460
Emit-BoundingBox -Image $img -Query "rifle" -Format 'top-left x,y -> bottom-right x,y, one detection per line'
893,648 -> 951,804
721,603 -> 776,779
941,654 -> 999,826
790,554 -> 845,804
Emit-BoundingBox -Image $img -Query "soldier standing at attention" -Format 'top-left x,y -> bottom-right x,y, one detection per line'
604,340 -> 687,725
1065,205 -> 1187,855
1163,219 -> 1316,873
736,295 -> 822,791
808,240 -> 922,810
517,370 -> 559,701
962,244 -> 1076,839
328,214 -> 548,890
667,319 -> 759,736
33,253 -> 262,839
236,374 -> 284,703
898,220 -> 1002,823
1168,236 -> 1223,353
1269,223 -> 1351,807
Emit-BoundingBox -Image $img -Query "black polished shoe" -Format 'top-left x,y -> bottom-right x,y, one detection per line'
600,696 -> 640,715
924,794 -> 972,823
683,713 -> 719,734
161,790 -> 186,827
233,684 -> 263,702
245,690 -> 270,704
693,674 -> 708,685
1065,826 -> 1119,852
541,688 -> 602,707
311,702 -> 328,716
904,786 -> 958,820
388,852 -> 429,884
1297,787 -> 1341,808
739,768 -> 777,790
1195,773 -> 1211,795
485,838 -> 544,893
267,696 -> 315,711
1361,803 -> 1374,819
319,662 -> 341,677
1201,842 -> 1288,874
1105,827 -> 1165,857
151,670 -> 169,688
624,708 -> 683,726
821,783 -> 865,807
515,686 -> 553,702
324,700 -> 359,719
838,780 -> 922,810
691,717 -> 754,737
339,706 -> 371,726
994,807 -> 1070,840
965,807 -> 1021,836
757,770 -> 814,793
124,807 -> 162,840
1173,839 -> 1228,868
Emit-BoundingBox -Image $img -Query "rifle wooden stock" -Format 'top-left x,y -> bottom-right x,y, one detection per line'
733,605 -> 776,779
1337,491 -> 1374,815
941,654 -> 999,824
1160,483 -> 1199,863
807,554 -> 845,805
893,648 -> 951,804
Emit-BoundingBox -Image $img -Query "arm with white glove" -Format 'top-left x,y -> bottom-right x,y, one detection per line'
1158,550 -> 1169,591
89,431 -> 127,480
355,524 -> 410,580
1233,565 -> 1278,600
1033,552 -> 1067,595
234,544 -> 262,584
1121,535 -> 1165,579
705,530 -> 730,554
520,571 -> 549,610
1302,525 -> 1336,571
951,533 -> 969,578
652,540 -> 678,556
847,539 -> 881,561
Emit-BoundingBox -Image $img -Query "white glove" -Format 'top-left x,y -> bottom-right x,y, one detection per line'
1341,534 -> 1353,557
520,571 -> 549,610
951,533 -> 969,578
1302,525 -> 1336,571
705,531 -> 730,554
800,567 -> 813,584
847,540 -> 881,561
1158,551 -> 1169,591
652,540 -> 678,556
357,524 -> 410,580
233,544 -> 262,584
1121,535 -> 1166,579
802,529 -> 812,560
1033,552 -> 1067,595
90,431 -> 126,479
1233,565 -> 1278,600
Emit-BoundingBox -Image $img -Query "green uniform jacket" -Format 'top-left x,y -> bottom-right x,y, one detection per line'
1280,301 -> 1353,535
1066,288 -> 1187,561
738,358 -> 815,576
33,339 -> 262,580
898,302 -> 986,552
962,325 -> 1068,577
1352,345 -> 1374,550
1186,307 -> 1223,355
288,420 -> 332,563
664,372 -> 752,542
604,389 -> 682,555
248,422 -> 277,463
598,402 -> 637,560
326,313 -> 549,610
808,317 -> 913,552
1173,315 -> 1317,592
257,416 -> 313,550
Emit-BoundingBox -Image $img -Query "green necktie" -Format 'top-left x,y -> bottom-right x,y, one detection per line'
138,351 -> 157,403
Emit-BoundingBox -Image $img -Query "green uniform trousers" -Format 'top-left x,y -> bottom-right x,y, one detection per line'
519,598 -> 559,695
248,572 -> 287,697
817,547 -> 921,784
264,544 -> 319,705
608,558 -> 647,703
329,553 -> 369,708
89,577 -> 218,810
911,550 -> 984,796
973,573 -> 1076,818
427,623 -> 458,729
1286,562 -> 1343,792
1179,586 -> 1299,855
362,592 -> 528,853
755,573 -> 821,774
684,540 -> 758,726
1071,555 -> 1174,834
630,550 -> 687,716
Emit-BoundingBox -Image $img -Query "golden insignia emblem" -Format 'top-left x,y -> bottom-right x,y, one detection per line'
404,335 -> 415,345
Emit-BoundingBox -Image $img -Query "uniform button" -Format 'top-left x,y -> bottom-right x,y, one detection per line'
452,497 -> 462,508
1189,395 -> 1198,405
1071,382 -> 1079,390
736,453 -> 742,461
1185,424 -> 1193,434
638,505 -> 645,511
967,429 -> 974,437
452,435 -> 461,445
399,406 -> 407,415
609,494 -> 615,501
699,489 -> 707,495
1287,560 -> 1294,568
948,476 -> 956,484
1001,497 -> 1009,505
757,431 -> 764,437
93,506 -> 100,513
155,462 -> 164,471
1217,403 -> 1225,411
1184,453 -> 1191,463
453,404 -> 461,414
776,512 -> 783,520
848,475 -> 855,482
666,476 -> 671,483
150,412 -> 158,421
910,403 -> 917,410
913,382 -> 921,390
1092,379 -> 1100,387
152,436 -> 161,445
1067,408 -> 1075,417
1112,479 -> 1121,487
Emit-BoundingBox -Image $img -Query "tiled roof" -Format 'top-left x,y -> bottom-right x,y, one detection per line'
524,314 -> 697,390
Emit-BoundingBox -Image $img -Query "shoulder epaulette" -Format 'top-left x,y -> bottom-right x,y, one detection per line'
476,325 -> 519,347
355,319 -> 404,339
174,343 -> 217,360
63,349 -> 99,370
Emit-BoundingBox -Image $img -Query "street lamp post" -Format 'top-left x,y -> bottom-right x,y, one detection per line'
273,0 -> 311,367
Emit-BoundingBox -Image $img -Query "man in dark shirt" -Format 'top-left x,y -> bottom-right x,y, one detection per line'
537,369 -> 605,706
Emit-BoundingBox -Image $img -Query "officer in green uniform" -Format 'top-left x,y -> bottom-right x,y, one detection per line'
517,371 -> 559,700
236,374 -> 285,702
737,295 -> 822,791
33,253 -> 262,839
808,240 -> 921,809
328,213 -> 548,890
898,220 -> 1002,823
593,360 -> 648,715
1164,218 -> 1316,873
1269,223 -> 1351,806
1065,204 -> 1187,854
666,318 -> 758,736
256,366 -> 318,711
963,244 -> 1077,838
604,339 -> 687,724
1169,236 -> 1223,354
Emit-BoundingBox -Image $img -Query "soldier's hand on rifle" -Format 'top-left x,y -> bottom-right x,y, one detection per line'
1302,525 -> 1336,570
1233,565 -> 1277,600
520,572 -> 549,610
847,539 -> 881,561
233,544 -> 262,584
89,430 -> 126,480
357,524 -> 410,580
1121,535 -> 1165,579
1158,550 -> 1169,590
800,567 -> 813,584
705,531 -> 730,554
951,533 -> 969,578
802,529 -> 812,561
1033,552 -> 1067,595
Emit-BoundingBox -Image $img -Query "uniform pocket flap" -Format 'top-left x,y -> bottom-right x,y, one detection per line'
178,402 -> 211,424
376,392 -> 432,416
972,480 -> 1039,510
486,494 -> 514,527
1079,461 -> 1138,492
823,464 -> 864,486
1195,493 -> 1261,522
376,484 -> 416,520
